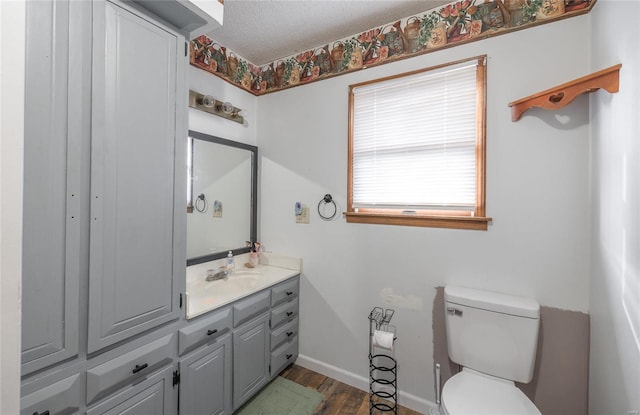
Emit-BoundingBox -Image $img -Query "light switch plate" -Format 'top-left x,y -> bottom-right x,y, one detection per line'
295,207 -> 310,224
212,200 -> 222,217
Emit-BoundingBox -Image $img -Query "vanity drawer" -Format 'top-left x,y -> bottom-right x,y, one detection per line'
270,336 -> 298,377
270,298 -> 298,329
271,278 -> 299,307
270,317 -> 298,351
179,307 -> 232,356
21,373 -> 83,415
86,364 -> 176,415
86,333 -> 175,404
233,290 -> 270,327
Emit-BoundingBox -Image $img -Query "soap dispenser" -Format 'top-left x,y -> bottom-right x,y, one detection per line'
226,251 -> 235,272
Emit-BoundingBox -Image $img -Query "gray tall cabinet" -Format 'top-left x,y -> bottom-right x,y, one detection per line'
87,0 -> 185,354
22,0 -> 186,412
22,1 -> 301,414
22,0 -> 83,376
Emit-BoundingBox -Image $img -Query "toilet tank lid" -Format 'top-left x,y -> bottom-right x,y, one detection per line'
444,285 -> 540,319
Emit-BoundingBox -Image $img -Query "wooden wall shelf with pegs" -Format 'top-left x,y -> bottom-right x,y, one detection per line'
508,64 -> 622,122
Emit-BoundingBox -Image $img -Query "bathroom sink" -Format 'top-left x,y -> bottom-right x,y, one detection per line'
201,271 -> 262,295
185,257 -> 301,319
231,270 -> 261,277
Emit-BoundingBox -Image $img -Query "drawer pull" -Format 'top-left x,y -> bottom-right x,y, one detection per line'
286,354 -> 293,360
286,331 -> 294,337
132,363 -> 148,374
33,411 -> 50,415
286,311 -> 294,317
286,291 -> 294,296
207,329 -> 218,336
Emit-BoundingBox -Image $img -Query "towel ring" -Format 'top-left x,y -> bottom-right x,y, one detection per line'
317,194 -> 337,220
195,193 -> 208,213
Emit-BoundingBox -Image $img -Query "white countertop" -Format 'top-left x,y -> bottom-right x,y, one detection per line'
186,253 -> 301,320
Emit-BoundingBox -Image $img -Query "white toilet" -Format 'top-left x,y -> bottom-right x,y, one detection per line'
441,285 -> 542,415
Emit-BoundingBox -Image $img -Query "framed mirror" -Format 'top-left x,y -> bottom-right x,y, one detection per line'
186,130 -> 257,266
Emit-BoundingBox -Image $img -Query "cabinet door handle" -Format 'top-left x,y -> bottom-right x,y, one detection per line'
207,329 -> 218,336
132,363 -> 148,374
33,411 -> 49,415
286,354 -> 293,360
286,291 -> 294,296
286,311 -> 294,317
286,331 -> 294,337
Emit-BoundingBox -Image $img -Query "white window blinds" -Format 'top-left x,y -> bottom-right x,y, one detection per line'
351,59 -> 480,211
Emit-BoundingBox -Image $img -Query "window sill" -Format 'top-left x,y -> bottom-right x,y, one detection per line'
344,212 -> 491,231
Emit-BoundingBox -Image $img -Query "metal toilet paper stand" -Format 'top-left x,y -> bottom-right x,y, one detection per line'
368,307 -> 397,415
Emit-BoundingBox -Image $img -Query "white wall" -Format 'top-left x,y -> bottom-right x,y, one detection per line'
589,2 -> 640,414
256,16 -> 592,411
0,1 -> 25,413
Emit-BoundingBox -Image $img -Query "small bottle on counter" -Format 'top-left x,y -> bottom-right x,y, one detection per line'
226,250 -> 235,272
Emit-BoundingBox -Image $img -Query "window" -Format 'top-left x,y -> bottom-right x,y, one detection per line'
346,55 -> 490,230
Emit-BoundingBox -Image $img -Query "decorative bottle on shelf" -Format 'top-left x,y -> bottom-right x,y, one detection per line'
226,251 -> 235,272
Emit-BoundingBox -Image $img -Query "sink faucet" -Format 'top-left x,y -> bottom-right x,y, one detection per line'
206,267 -> 229,282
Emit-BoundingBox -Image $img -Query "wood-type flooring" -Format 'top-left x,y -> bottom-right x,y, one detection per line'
280,364 -> 422,415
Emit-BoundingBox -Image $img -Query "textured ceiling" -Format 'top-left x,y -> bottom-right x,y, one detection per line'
206,0 -> 451,65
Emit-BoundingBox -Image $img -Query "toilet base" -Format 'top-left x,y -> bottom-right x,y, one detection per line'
441,368 -> 541,415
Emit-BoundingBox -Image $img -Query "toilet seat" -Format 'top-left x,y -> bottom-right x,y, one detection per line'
441,368 -> 541,415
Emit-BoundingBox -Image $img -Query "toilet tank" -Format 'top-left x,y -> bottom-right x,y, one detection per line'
444,285 -> 540,383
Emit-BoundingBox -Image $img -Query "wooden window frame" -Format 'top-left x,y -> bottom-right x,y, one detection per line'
346,55 -> 491,231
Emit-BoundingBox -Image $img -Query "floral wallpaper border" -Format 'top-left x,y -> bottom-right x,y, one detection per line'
190,0 -> 595,96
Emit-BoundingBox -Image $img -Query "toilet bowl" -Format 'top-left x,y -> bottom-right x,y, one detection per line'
441,368 -> 541,415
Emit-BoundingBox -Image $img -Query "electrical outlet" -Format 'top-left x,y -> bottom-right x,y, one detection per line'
295,207 -> 310,224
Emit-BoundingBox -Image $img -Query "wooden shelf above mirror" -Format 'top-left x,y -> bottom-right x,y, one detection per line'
508,64 -> 622,122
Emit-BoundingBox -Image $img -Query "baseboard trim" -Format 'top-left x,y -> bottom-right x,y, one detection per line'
295,354 -> 437,414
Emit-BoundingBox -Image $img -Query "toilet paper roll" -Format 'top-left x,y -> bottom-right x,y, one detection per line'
373,329 -> 394,351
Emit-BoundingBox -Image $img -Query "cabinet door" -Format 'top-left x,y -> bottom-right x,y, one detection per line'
87,365 -> 177,415
22,0 -> 82,375
233,314 -> 270,410
88,0 -> 186,353
179,334 -> 232,415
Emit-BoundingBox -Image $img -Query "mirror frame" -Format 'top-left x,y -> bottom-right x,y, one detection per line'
186,130 -> 258,266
